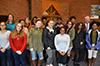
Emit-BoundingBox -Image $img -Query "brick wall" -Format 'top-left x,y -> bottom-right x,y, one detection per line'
69,0 -> 100,21
40,0 -> 100,21
0,0 -> 29,21
0,0 -> 100,21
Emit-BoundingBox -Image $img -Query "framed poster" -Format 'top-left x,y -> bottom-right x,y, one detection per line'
91,5 -> 100,19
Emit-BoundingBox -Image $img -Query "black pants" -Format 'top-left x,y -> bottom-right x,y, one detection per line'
12,50 -> 27,66
56,51 -> 69,65
0,51 -> 7,66
7,49 -> 15,66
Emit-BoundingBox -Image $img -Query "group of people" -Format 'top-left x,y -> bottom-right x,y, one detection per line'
0,14 -> 100,66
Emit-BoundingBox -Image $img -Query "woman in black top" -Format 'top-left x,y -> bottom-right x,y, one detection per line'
73,22 -> 86,66
42,20 -> 57,66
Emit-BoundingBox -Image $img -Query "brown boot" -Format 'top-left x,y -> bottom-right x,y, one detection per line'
92,58 -> 96,66
88,59 -> 92,66
38,60 -> 42,66
32,60 -> 36,66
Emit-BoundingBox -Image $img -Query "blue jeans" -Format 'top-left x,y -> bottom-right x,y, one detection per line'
31,50 -> 43,60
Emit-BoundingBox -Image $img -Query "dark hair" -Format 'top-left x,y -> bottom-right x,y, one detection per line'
69,16 -> 76,21
66,21 -> 74,34
33,16 -> 38,19
45,19 -> 54,28
0,21 -> 7,30
7,13 -> 14,24
35,19 -> 42,24
57,18 -> 62,20
41,17 -> 47,21
75,22 -> 85,32
66,21 -> 74,28
59,26 -> 66,31
31,16 -> 38,25
90,21 -> 99,29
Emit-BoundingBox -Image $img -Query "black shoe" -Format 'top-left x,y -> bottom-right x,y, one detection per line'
66,64 -> 68,66
74,64 -> 80,66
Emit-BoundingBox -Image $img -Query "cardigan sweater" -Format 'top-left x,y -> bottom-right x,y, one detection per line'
9,32 -> 27,52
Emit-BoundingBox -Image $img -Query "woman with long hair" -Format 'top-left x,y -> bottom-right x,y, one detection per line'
19,19 -> 29,34
31,16 -> 38,28
19,19 -> 31,66
25,17 -> 31,30
6,14 -> 16,66
6,14 -> 16,31
66,21 -> 75,65
73,22 -> 86,66
9,23 -> 27,66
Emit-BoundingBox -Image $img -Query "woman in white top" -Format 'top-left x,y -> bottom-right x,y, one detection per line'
54,27 -> 70,66
0,21 -> 11,66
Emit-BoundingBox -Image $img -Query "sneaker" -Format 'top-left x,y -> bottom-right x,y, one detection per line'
50,64 -> 53,66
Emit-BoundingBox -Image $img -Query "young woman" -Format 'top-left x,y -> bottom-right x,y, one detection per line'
6,14 -> 15,66
19,19 -> 30,66
0,22 -> 11,66
69,16 -> 76,23
31,16 -> 38,28
19,19 -> 29,34
66,21 -> 75,65
9,23 -> 27,66
73,22 -> 86,66
66,21 -> 75,56
86,21 -> 100,66
42,20 -> 57,66
6,14 -> 16,31
28,19 -> 44,66
54,27 -> 70,66
25,17 -> 31,30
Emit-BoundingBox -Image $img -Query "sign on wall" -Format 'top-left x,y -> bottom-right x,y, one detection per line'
91,5 -> 100,19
